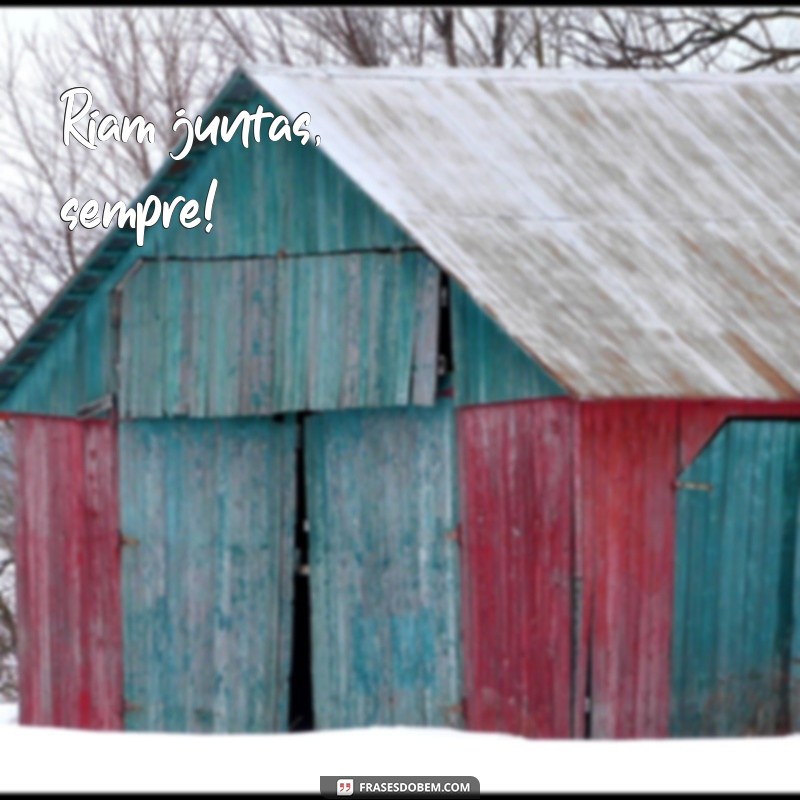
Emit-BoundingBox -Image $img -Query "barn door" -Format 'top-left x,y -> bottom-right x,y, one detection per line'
303,400 -> 462,728
14,415 -> 121,729
456,400 -> 573,738
118,418 -> 297,732
670,419 -> 800,736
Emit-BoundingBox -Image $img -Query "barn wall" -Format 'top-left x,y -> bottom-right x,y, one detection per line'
1,89 -> 413,417
574,401 -> 679,739
794,523 -> 800,733
575,400 -> 800,739
118,418 -> 297,732
450,282 -> 565,406
152,92 -> 413,259
1,274 -> 124,418
456,399 -> 573,738
14,416 -> 121,729
118,251 -> 440,418
304,400 -> 462,729
671,419 -> 800,736
456,398 -> 684,740
456,398 -> 682,740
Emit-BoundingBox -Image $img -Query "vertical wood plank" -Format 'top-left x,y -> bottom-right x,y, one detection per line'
14,416 -> 122,730
576,401 -> 678,738
118,253 -> 441,418
304,400 -> 461,729
671,419 -> 800,736
457,399 -> 573,738
119,417 -> 296,732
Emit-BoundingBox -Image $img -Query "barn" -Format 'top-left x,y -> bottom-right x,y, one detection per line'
3,66 -> 800,739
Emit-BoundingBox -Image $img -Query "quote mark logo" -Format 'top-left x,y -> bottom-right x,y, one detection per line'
337,778 -> 354,796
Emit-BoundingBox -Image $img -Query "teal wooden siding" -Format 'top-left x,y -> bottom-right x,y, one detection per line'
0,289 -> 116,417
449,282 -> 564,406
670,419 -> 800,736
153,95 -> 413,259
303,400 -> 462,728
794,509 -> 800,732
117,252 -> 440,418
119,418 -> 297,732
0,88 -> 413,416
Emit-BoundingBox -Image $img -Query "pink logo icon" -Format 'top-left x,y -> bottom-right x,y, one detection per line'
337,778 -> 354,796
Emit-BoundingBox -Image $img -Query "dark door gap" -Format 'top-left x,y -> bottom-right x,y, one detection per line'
288,411 -> 314,732
438,273 -> 453,379
584,611 -> 593,739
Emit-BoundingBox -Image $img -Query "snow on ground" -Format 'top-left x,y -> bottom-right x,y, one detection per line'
0,703 -> 16,725
2,703 -> 800,793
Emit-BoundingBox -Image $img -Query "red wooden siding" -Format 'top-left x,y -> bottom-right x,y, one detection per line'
12,397 -> 800,737
457,400 -> 573,737
678,400 -> 800,469
574,400 -> 800,738
574,401 -> 679,738
14,416 -> 122,729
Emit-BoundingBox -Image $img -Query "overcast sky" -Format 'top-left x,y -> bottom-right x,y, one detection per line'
2,7 -> 89,34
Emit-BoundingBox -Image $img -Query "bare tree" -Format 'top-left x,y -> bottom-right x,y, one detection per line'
210,8 -> 433,66
211,7 -> 800,73
211,7 -> 573,68
0,422 -> 15,701
556,7 -> 800,72
0,6 -> 237,702
3,5 -> 799,350
0,9 -> 235,350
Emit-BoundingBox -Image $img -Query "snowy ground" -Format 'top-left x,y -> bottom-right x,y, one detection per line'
0,703 -> 16,726
2,703 -> 800,793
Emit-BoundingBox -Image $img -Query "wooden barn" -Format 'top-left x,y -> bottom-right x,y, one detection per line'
3,66 -> 800,738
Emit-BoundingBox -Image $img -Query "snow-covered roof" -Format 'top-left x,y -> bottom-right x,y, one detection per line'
248,65 -> 800,398
3,66 -> 800,401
